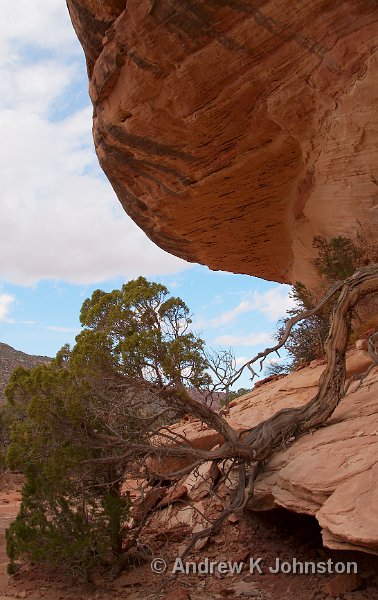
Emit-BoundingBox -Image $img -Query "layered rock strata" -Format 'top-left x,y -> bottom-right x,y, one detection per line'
67,0 -> 378,285
147,349 -> 378,555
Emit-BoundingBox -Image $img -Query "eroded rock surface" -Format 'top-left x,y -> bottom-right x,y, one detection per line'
231,352 -> 378,554
249,367 -> 378,554
68,0 -> 378,285
147,348 -> 378,555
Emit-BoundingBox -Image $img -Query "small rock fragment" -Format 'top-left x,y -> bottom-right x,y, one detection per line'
158,485 -> 188,508
164,587 -> 191,600
325,572 -> 362,597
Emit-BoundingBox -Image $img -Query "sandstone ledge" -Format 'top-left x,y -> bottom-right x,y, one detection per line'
235,357 -> 378,555
67,0 -> 378,285
150,350 -> 378,555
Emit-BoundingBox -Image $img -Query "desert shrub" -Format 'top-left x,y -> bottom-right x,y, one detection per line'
4,277 -> 210,581
275,229 -> 378,371
354,223 -> 378,266
275,282 -> 330,370
5,362 -> 132,582
313,235 -> 358,281
264,361 -> 291,377
228,387 -> 251,401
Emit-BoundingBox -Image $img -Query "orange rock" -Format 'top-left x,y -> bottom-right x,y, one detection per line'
253,374 -> 284,389
345,349 -> 373,378
132,350 -> 378,555
149,354 -> 378,555
158,485 -> 188,508
132,487 -> 165,523
147,422 -> 223,476
230,547 -> 250,563
183,461 -> 219,501
355,338 -> 369,351
67,1 -> 378,287
163,588 -> 191,600
326,573 -> 362,597
247,367 -> 378,555
154,525 -> 189,542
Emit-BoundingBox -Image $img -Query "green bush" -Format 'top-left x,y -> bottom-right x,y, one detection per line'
4,277 -> 209,581
228,388 -> 251,402
5,363 -> 131,581
273,232 -> 374,372
275,282 -> 330,371
313,235 -> 359,281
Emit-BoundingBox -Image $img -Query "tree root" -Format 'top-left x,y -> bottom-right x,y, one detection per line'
167,265 -> 378,558
97,266 -> 378,563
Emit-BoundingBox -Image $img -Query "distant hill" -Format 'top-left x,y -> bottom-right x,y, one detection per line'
0,343 -> 51,401
0,345 -> 226,409
186,387 -> 226,411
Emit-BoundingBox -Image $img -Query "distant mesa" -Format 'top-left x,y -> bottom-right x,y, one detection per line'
0,342 -> 51,401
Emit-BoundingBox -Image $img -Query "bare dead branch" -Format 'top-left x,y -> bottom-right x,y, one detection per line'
229,278 -> 345,387
344,330 -> 378,393
170,265 -> 378,559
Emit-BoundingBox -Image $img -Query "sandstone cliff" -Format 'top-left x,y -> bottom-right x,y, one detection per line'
145,348 -> 378,555
67,0 -> 378,286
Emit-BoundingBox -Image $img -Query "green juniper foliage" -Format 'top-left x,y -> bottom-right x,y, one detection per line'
4,277 -> 209,580
274,282 -> 330,371
270,234 -> 370,373
79,276 -> 210,388
313,235 -> 359,282
228,388 -> 251,402
5,362 -> 131,581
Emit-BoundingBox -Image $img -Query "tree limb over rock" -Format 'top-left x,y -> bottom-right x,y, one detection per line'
41,267 -> 378,568
145,265 -> 378,556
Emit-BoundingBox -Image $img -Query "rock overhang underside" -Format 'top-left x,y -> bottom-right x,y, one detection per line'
67,0 -> 378,286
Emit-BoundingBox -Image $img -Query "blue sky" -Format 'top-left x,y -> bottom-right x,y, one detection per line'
0,1 -> 294,388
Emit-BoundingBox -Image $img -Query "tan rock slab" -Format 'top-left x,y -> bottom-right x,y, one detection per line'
164,588 -> 191,600
183,461 -> 219,501
132,487 -> 165,523
345,349 -> 373,378
137,353 -> 378,554
317,464 -> 378,553
158,484 -> 188,508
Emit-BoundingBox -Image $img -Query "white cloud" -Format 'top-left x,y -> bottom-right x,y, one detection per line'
47,326 -> 80,334
0,0 -> 77,56
211,286 -> 296,326
0,4 -> 190,286
0,294 -> 15,321
214,332 -> 274,347
211,300 -> 252,327
235,355 -> 249,367
0,60 -> 77,115
256,287 -> 297,321
266,357 -> 284,365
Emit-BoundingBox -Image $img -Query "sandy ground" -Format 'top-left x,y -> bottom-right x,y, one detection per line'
0,472 -> 23,600
0,473 -> 377,600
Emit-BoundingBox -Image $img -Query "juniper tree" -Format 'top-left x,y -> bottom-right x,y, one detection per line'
5,277 -> 210,580
6,270 -> 378,574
